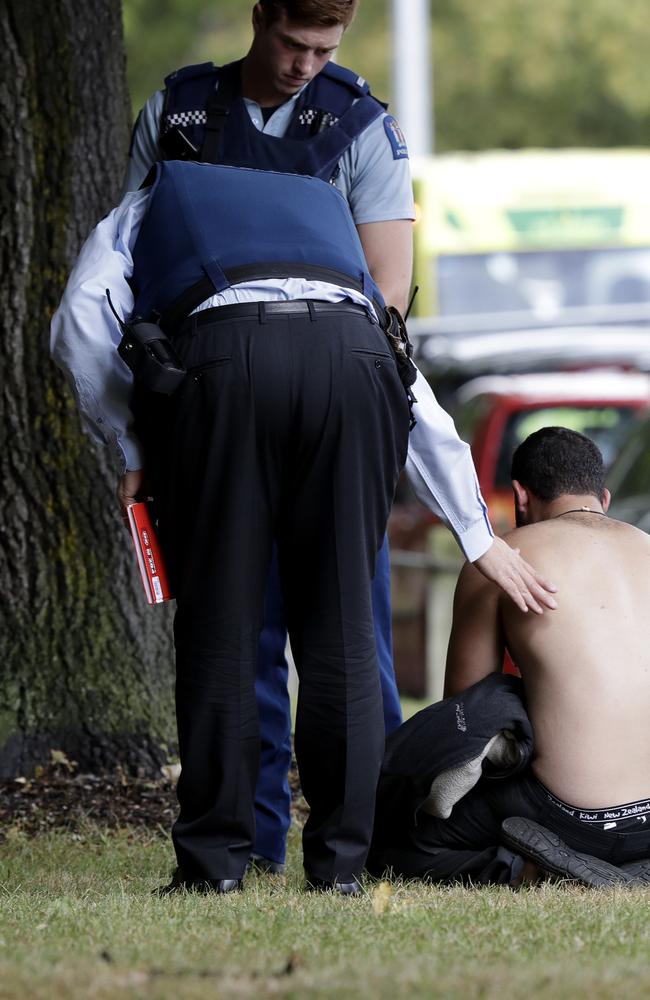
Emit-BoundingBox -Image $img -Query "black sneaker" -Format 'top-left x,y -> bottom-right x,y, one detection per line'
501,817 -> 634,888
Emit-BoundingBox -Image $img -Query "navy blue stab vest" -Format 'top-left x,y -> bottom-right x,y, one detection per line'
159,59 -> 386,181
130,161 -> 384,326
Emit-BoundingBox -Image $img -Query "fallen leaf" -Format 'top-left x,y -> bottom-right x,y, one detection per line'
372,881 -> 393,916
160,764 -> 181,784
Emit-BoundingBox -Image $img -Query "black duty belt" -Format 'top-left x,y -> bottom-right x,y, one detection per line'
181,299 -> 376,331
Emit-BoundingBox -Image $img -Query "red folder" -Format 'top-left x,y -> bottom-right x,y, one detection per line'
126,502 -> 173,604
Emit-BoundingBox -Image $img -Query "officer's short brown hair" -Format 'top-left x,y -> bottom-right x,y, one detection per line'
258,0 -> 359,28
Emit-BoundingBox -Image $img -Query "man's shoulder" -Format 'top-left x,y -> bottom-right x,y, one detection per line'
502,523 -> 545,544
504,514 -> 650,561
163,62 -> 218,88
602,515 -> 650,548
319,62 -> 378,100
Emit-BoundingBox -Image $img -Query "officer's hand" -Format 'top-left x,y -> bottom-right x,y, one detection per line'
472,536 -> 558,615
117,468 -> 148,523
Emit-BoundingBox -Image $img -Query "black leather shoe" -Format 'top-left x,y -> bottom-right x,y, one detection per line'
155,868 -> 244,896
501,817 -> 634,888
247,853 -> 286,875
306,875 -> 363,896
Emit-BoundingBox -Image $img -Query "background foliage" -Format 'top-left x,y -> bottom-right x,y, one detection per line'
123,0 -> 650,151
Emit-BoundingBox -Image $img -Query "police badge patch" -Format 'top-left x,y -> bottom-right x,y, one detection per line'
383,116 -> 409,160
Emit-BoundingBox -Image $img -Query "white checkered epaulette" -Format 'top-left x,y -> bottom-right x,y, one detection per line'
162,110 -> 208,134
298,109 -> 340,128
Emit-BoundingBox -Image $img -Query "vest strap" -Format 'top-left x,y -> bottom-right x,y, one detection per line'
310,97 -> 384,173
200,62 -> 241,163
203,259 -> 229,292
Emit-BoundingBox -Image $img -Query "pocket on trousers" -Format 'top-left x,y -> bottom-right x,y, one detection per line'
186,357 -> 232,379
348,347 -> 393,361
347,346 -> 411,454
173,357 -> 232,408
348,347 -> 395,376
174,327 -> 233,372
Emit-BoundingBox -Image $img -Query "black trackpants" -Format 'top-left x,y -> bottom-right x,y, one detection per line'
135,303 -> 410,882
368,769 -> 650,885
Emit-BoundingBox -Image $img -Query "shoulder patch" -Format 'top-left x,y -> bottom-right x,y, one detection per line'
383,115 -> 409,160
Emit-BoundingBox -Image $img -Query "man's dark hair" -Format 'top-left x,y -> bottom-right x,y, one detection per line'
511,426 -> 606,501
258,0 -> 359,28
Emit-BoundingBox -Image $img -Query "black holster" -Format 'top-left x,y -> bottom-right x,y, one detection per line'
383,305 -> 418,429
107,288 -> 186,394
117,319 -> 186,394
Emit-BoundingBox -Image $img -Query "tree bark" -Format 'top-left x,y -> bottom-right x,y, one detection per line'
0,0 -> 176,779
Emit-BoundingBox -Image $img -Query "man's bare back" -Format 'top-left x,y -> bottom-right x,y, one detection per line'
501,512 -> 650,808
445,421 -> 650,814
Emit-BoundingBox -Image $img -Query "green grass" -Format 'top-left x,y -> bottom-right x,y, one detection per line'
2,825 -> 650,999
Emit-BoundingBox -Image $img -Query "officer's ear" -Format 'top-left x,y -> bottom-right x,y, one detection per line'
252,3 -> 265,34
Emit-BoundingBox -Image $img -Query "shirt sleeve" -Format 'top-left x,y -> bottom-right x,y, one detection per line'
122,91 -> 164,194
50,191 -> 149,473
338,112 -> 416,225
404,368 -> 495,563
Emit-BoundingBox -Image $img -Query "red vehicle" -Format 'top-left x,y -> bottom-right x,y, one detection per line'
453,370 -> 650,533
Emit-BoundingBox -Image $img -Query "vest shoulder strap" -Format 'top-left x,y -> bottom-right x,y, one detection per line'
161,62 -> 220,137
163,62 -> 217,88
160,63 -> 229,160
318,61 -> 373,98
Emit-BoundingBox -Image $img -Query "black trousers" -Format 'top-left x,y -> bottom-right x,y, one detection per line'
368,769 -> 650,885
135,304 -> 410,881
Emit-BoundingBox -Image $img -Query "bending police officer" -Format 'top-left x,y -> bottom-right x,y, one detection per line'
124,0 -> 414,874
122,0 -> 557,873
53,160 -> 412,892
51,158 -> 556,892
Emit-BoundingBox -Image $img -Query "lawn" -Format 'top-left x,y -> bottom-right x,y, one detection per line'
2,823 -> 650,1000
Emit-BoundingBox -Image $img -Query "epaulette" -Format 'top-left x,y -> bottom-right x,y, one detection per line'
164,62 -> 217,87
320,62 -> 372,97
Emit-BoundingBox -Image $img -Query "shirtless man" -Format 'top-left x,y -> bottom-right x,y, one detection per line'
371,427 -> 650,886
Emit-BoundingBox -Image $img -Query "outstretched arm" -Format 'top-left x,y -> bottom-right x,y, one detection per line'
404,372 -> 558,612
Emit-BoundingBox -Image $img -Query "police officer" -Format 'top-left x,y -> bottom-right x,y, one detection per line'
51,156 -> 555,894
53,0 -> 557,893
123,0 -> 416,874
52,157 -> 410,892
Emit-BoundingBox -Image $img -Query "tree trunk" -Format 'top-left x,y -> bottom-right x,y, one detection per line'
0,0 -> 176,779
